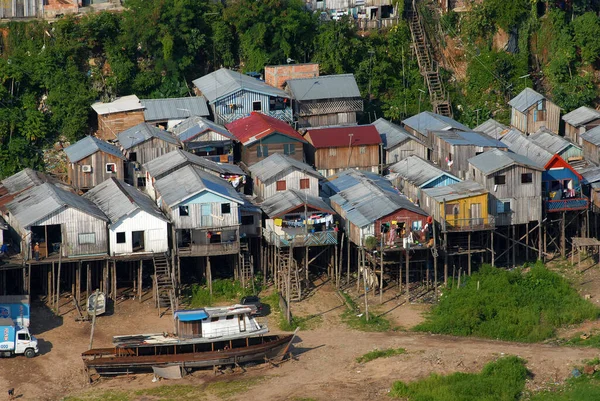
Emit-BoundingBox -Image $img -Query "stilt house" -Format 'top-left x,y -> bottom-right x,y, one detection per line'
372,118 -> 428,165
170,116 -> 236,159
92,95 -> 145,141
402,111 -> 469,146
140,97 -> 210,130
84,178 -> 170,256
64,136 -> 127,192
508,88 -> 560,135
563,106 -> 600,146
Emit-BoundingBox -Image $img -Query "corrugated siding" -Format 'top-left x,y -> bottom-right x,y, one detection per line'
561,145 -> 584,161
68,152 -> 125,191
30,207 -> 108,258
257,171 -> 319,199
471,164 -> 542,226
171,201 -> 240,229
109,209 -> 169,255
386,140 -> 428,165
214,91 -> 284,125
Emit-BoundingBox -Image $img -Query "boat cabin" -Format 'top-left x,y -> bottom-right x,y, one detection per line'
174,305 -> 265,340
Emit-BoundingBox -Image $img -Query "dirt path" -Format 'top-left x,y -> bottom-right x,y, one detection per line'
1,280 -> 599,401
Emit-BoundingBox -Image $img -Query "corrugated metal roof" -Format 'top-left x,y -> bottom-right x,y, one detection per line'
431,130 -> 507,147
170,116 -> 234,142
372,118 -> 423,150
117,123 -> 180,150
226,112 -> 306,146
389,156 -> 460,187
154,165 -> 243,208
468,149 -> 544,175
581,125 -> 600,146
260,189 -> 333,218
91,95 -> 143,115
305,124 -> 381,148
285,74 -> 361,101
500,129 -> 553,166
529,128 -> 581,155
1,168 -> 48,194
64,136 -> 126,163
144,149 -> 244,179
402,111 -> 470,135
422,180 -> 487,202
325,169 -> 391,194
330,175 -> 427,228
474,119 -> 509,139
140,97 -> 210,121
580,166 -> 600,184
248,153 -> 321,183
83,178 -> 168,224
192,68 -> 289,103
508,88 -> 546,113
562,106 -> 600,127
6,183 -> 108,228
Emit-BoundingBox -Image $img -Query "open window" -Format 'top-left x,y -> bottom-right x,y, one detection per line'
521,173 -> 533,183
253,101 -> 262,111
116,232 -> 126,244
105,163 -> 116,174
221,203 -> 231,214
179,206 -> 189,216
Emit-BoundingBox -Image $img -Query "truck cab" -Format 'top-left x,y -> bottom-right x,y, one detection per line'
0,318 -> 38,358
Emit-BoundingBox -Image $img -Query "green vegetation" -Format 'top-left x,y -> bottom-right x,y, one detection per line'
528,375 -> 600,401
262,292 -> 322,331
340,292 -> 393,332
184,278 -> 257,307
390,356 -> 528,400
563,331 -> 600,348
356,347 -> 406,363
415,263 -> 599,342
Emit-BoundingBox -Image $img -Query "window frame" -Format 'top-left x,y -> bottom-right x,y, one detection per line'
221,203 -> 231,214
276,180 -> 287,191
494,175 -> 506,185
521,173 -> 533,184
105,163 -> 116,174
78,232 -> 96,245
179,205 -> 190,217
300,178 -> 310,189
252,101 -> 262,111
116,232 -> 126,244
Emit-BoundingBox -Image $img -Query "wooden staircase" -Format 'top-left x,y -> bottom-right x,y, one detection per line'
153,253 -> 177,316
277,247 -> 302,302
239,243 -> 254,289
408,2 -> 453,118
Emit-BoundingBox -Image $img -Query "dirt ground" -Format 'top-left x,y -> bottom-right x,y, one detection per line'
2,266 -> 600,401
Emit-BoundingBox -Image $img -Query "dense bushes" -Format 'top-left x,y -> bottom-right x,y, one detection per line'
415,263 -> 599,342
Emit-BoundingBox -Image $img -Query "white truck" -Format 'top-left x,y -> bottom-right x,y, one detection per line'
0,318 -> 38,358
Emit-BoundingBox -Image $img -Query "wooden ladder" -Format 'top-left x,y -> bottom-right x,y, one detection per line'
153,253 -> 176,316
239,242 -> 254,289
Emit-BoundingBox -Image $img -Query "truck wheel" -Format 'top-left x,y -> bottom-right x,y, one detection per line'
24,348 -> 35,358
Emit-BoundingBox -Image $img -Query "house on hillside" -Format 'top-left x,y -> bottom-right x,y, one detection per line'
192,68 -> 292,125
580,126 -> 600,165
402,111 -> 469,146
261,190 -> 337,248
140,97 -> 210,129
529,128 -> 583,162
226,112 -> 307,168
305,0 -> 400,29
154,165 -> 243,257
143,149 -> 246,200
117,123 -> 180,188
580,167 -> 600,210
84,178 -> 169,256
429,130 -> 507,179
329,170 -> 428,247
508,88 -> 560,135
64,136 -> 127,192
92,95 -> 145,141
421,181 -> 493,232
248,153 -> 322,201
474,119 -> 509,140
170,116 -> 236,160
563,106 -> 600,146
6,183 -> 108,260
543,154 -> 588,213
304,125 -> 382,177
264,63 -> 319,90
373,118 -> 428,165
468,149 -> 544,226
284,74 -> 363,128
322,169 -> 391,198
388,156 -> 460,206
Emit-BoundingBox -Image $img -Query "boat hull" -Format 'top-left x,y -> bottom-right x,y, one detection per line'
83,334 -> 293,376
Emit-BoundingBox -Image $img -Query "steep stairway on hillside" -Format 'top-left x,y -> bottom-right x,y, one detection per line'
408,3 -> 453,117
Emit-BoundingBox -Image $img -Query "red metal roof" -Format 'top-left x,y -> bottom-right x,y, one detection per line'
225,112 -> 306,146
544,154 -> 583,180
305,125 -> 382,148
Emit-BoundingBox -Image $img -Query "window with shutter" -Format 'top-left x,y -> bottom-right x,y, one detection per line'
276,181 -> 286,191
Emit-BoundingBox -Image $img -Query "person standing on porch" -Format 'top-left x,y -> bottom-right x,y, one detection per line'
33,242 -> 40,261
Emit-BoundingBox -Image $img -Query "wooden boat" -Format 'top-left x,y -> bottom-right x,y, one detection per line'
82,330 -> 298,378
87,292 -> 106,316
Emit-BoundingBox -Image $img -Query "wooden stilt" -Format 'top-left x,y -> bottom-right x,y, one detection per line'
512,225 -> 516,268
443,232 -> 448,285
138,260 -> 143,302
27,263 -> 31,295
56,250 -> 62,314
76,262 -> 81,305
399,246 -> 403,295
405,248 -> 410,298
491,231 -> 495,267
526,222 -> 529,261
538,221 -> 543,262
379,243 -> 384,303
467,232 -> 471,276
207,256 -> 212,296
561,211 -> 566,258
86,263 -> 91,299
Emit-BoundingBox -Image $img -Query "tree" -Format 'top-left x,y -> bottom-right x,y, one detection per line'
573,12 -> 600,64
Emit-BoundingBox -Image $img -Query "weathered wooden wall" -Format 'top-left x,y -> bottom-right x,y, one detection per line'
312,144 -> 379,177
255,170 -> 319,200
97,110 -> 145,141
68,152 -> 125,191
583,139 -> 600,165
386,139 -> 428,165
511,100 -> 560,135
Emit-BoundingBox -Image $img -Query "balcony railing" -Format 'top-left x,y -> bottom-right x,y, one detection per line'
178,241 -> 240,256
545,197 -> 589,212
442,216 -> 495,232
263,229 -> 338,247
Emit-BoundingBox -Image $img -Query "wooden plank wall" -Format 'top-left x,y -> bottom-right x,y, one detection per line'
68,152 -> 125,191
256,170 -> 319,200
313,144 -> 379,172
97,110 -> 145,141
243,141 -> 304,167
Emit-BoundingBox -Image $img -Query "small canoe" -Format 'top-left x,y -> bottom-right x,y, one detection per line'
87,292 -> 106,316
